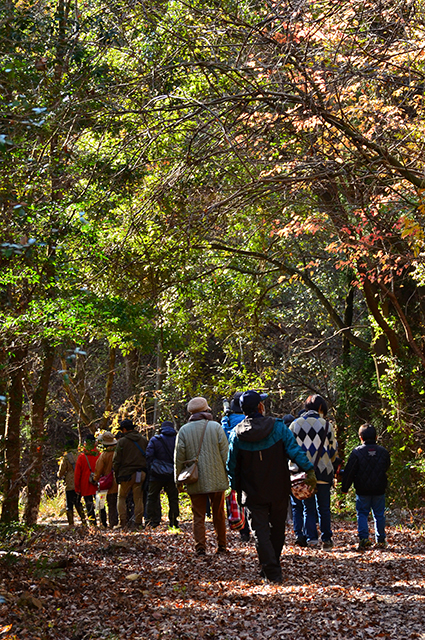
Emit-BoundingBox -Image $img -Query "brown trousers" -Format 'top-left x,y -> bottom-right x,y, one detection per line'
190,491 -> 226,552
117,471 -> 146,526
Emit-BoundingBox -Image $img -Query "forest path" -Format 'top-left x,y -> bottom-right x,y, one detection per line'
1,520 -> 424,639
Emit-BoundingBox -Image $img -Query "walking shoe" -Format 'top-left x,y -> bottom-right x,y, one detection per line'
216,546 -> 228,555
375,540 -> 387,549
294,536 -> 307,548
322,540 -> 334,550
260,569 -> 282,584
307,539 -> 319,548
357,539 -> 372,551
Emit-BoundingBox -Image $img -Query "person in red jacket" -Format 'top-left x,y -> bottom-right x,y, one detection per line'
74,434 -> 100,526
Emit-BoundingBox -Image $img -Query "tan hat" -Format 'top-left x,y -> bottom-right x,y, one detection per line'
187,396 -> 211,413
98,431 -> 117,446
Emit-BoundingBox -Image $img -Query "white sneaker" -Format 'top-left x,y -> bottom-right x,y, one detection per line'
307,539 -> 319,548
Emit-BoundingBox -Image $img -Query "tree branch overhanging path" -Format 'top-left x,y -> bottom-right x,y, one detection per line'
208,241 -> 371,353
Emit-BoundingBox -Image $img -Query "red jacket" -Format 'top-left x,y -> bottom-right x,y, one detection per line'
74,449 -> 100,496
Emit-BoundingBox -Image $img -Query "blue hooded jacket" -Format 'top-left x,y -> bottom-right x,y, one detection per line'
221,412 -> 245,440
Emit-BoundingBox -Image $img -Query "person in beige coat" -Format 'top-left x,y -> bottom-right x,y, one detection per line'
175,397 -> 229,555
94,431 -> 119,528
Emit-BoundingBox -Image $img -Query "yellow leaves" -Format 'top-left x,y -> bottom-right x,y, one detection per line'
293,115 -> 322,132
399,215 -> 423,239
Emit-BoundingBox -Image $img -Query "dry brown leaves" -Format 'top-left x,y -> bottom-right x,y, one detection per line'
1,520 -> 425,639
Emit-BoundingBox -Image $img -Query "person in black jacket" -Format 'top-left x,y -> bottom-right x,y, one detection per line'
145,421 -> 179,528
227,391 -> 316,583
341,424 -> 390,550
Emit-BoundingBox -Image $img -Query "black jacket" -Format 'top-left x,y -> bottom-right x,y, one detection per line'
341,441 -> 390,496
227,413 -> 313,506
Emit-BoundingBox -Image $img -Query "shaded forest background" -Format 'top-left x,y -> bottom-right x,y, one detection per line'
2,0 -> 425,525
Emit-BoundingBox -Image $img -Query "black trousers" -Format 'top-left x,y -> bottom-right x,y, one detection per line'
145,479 -> 179,526
100,493 -> 118,528
245,497 -> 288,582
83,495 -> 96,525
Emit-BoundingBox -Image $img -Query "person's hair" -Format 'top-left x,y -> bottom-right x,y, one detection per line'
119,418 -> 134,431
305,394 -> 328,416
359,423 -> 377,442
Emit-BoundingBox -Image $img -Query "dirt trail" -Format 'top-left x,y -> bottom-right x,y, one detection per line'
1,520 -> 424,639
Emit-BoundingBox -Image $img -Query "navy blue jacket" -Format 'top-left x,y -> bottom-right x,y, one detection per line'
146,423 -> 176,481
342,441 -> 390,496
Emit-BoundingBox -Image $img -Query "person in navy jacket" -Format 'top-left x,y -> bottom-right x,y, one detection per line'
145,421 -> 179,528
342,423 -> 390,550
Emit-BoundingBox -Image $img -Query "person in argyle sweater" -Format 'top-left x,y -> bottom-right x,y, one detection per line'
289,395 -> 338,549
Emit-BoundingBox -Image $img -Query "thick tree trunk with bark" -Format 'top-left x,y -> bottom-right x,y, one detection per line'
0,343 -> 7,438
24,342 -> 55,526
99,346 -> 116,430
0,348 -> 26,523
124,349 -> 139,396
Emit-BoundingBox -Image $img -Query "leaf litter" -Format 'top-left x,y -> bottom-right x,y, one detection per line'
0,520 -> 425,639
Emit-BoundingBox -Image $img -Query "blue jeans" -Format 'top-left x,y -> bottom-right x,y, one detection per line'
290,495 -> 305,539
303,483 -> 332,542
356,494 -> 386,542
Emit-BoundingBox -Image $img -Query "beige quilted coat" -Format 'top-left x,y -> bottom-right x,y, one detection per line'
174,419 -> 229,494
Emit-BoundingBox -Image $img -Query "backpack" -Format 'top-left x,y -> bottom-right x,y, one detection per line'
150,435 -> 175,482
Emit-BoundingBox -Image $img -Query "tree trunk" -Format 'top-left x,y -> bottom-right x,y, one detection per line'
0,342 -> 7,438
0,348 -> 26,523
124,349 -> 139,396
24,342 -> 55,526
153,339 -> 164,425
99,346 -> 116,430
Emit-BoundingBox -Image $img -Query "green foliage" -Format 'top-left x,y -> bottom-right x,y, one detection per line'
0,521 -> 38,550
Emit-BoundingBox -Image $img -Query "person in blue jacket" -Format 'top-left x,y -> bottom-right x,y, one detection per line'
221,392 -> 245,439
221,392 -> 251,542
227,390 -> 316,584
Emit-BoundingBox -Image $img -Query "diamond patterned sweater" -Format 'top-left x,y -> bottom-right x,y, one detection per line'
290,411 -> 338,483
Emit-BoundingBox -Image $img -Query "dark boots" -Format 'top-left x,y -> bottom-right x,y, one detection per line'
75,502 -> 87,526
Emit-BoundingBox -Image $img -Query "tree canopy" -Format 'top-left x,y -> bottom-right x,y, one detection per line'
2,0 -> 425,521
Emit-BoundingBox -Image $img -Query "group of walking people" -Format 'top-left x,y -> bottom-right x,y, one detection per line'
58,390 -> 391,584
58,419 -> 179,530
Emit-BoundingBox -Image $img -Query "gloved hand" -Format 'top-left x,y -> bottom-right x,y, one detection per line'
305,469 -> 317,490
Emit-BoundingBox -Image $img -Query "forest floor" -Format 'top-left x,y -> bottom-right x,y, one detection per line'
1,514 -> 425,640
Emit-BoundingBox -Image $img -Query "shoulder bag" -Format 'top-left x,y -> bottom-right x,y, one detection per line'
177,420 -> 209,485
291,420 -> 329,500
84,454 -> 98,486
